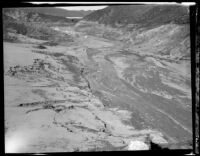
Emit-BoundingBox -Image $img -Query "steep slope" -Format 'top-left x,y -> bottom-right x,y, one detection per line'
84,5 -> 189,27
20,7 -> 93,18
76,5 -> 190,60
3,8 -> 74,23
3,8 -> 75,42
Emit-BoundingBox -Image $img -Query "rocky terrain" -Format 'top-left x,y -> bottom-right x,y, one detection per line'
4,5 -> 192,153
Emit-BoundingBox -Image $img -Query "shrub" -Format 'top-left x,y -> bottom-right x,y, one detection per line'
37,44 -> 46,49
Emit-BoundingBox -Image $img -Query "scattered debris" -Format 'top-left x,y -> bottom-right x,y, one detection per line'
18,100 -> 67,107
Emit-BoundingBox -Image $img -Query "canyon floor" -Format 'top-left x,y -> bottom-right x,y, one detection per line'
4,24 -> 192,152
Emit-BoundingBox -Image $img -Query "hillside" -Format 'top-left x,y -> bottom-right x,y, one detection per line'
76,5 -> 190,60
4,5 -> 193,152
3,8 -> 75,42
20,7 -> 93,18
84,5 -> 189,27
3,8 -> 76,23
75,5 -> 192,147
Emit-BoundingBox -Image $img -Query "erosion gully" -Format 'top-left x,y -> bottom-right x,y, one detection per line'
71,29 -> 192,144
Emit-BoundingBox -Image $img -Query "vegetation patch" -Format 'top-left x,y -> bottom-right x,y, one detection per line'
36,44 -> 47,49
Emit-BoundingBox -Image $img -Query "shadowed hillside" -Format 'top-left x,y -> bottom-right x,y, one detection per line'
3,8 -> 76,23
20,7 -> 93,18
76,5 -> 190,61
3,8 -> 75,42
84,5 -> 189,27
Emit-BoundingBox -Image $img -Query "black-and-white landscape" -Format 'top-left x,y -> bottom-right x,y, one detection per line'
3,4 -> 192,152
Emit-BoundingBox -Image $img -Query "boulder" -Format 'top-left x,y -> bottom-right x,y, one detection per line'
149,133 -> 168,145
127,140 -> 149,151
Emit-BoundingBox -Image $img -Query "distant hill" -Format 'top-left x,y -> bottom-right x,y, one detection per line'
19,7 -> 93,18
2,8 -> 75,42
2,8 -> 76,23
84,5 -> 189,27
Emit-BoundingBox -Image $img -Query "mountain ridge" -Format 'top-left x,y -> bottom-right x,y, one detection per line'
2,8 -> 76,42
83,5 -> 189,27
19,7 -> 93,18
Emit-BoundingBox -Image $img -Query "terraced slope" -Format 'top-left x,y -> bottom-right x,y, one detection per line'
4,39 -> 169,152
